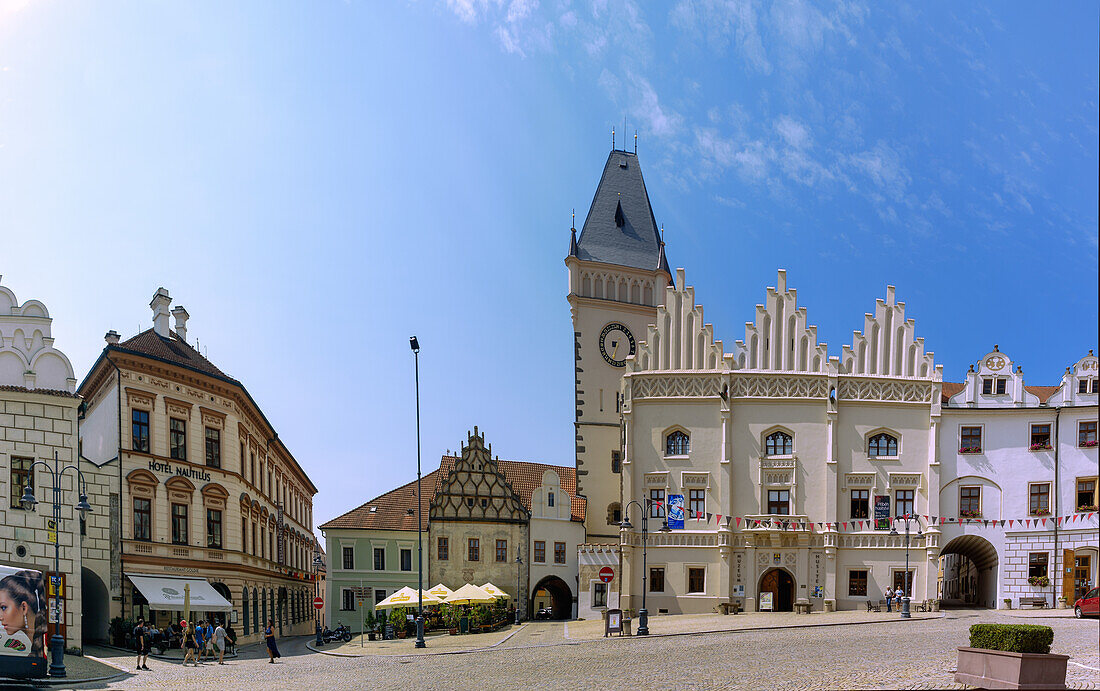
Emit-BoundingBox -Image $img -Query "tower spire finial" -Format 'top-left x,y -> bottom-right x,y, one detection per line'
612,126 -> 615,151
571,208 -> 575,230
634,130 -> 638,154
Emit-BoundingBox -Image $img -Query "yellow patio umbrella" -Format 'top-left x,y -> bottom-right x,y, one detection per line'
427,583 -> 453,599
479,582 -> 510,600
375,586 -> 443,610
442,583 -> 496,605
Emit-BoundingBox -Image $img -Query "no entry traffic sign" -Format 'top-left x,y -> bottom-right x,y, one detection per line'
599,566 -> 614,583
313,596 -> 324,610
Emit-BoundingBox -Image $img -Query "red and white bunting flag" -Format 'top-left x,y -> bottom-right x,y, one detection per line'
1008,519 -> 1014,528
1042,518 -> 1048,526
734,517 -> 741,527
842,522 -> 848,531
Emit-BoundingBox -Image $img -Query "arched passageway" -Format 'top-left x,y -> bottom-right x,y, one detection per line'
530,576 -> 573,620
81,568 -> 110,643
939,534 -> 999,608
759,568 -> 795,612
210,582 -> 232,626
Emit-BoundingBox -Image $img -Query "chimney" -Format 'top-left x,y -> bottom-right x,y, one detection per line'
171,305 -> 190,342
150,288 -> 171,338
104,330 -> 120,346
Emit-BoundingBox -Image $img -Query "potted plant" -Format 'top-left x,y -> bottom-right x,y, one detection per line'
442,604 -> 458,635
1028,575 -> 1050,588
958,446 -> 982,454
390,608 -> 406,638
955,623 -> 1067,689
366,612 -> 377,641
1003,598 -> 1013,609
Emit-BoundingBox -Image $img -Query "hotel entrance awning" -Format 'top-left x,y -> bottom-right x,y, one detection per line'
127,574 -> 233,612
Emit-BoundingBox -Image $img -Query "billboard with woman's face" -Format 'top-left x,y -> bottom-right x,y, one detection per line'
0,566 -> 48,679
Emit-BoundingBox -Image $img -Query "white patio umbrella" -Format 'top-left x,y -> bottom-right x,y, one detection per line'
442,583 -> 496,605
375,586 -> 443,610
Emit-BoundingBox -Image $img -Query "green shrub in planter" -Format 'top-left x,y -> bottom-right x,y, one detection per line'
969,624 -> 1053,654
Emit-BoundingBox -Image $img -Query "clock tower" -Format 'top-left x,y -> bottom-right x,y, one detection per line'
566,148 -> 671,542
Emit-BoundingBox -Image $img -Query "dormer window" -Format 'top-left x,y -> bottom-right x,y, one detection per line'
765,431 -> 793,456
1079,379 -> 1097,394
665,430 -> 690,456
868,433 -> 898,458
982,378 -> 1007,395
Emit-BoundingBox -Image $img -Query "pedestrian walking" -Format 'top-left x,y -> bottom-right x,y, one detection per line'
213,622 -> 234,665
264,619 -> 281,663
193,620 -> 206,664
200,620 -> 213,661
133,618 -> 151,671
884,587 -> 893,612
181,622 -> 199,666
896,587 -> 904,609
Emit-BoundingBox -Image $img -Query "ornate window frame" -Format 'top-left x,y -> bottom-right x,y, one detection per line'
866,428 -> 901,460
663,426 -> 691,458
762,426 -> 795,458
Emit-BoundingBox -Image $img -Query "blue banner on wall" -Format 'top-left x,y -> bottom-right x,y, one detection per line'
667,494 -> 685,529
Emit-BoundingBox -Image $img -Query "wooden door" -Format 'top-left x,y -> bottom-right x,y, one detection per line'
1062,549 -> 1075,603
1074,554 -> 1091,601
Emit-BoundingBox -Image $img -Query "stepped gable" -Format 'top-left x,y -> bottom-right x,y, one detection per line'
842,285 -> 936,378
734,269 -> 828,372
320,471 -> 437,531
627,268 -> 726,373
436,456 -> 586,523
429,428 -> 529,524
574,150 -> 665,272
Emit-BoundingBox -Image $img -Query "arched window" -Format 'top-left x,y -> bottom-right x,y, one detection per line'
665,430 -> 690,456
765,431 -> 793,456
548,491 -> 555,507
868,433 -> 898,457
243,587 -> 250,635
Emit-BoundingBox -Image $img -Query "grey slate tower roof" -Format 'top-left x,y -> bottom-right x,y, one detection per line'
574,150 -> 667,273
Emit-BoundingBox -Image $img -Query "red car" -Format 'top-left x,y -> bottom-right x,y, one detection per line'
1074,588 -> 1099,618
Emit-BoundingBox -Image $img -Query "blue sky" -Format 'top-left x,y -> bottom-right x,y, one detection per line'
1,1 -> 1096,535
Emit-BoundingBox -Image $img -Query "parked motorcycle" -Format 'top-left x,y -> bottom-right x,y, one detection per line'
320,624 -> 353,644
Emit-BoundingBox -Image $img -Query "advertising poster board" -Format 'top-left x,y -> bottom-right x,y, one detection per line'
0,565 -> 48,679
874,496 -> 891,530
759,592 -> 774,611
666,494 -> 685,529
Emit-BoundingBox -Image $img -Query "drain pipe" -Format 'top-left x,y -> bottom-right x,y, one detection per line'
1052,406 -> 1060,608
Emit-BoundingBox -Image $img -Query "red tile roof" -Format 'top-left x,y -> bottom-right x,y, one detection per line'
0,384 -> 81,399
323,458 -> 587,531
114,328 -> 233,382
941,381 -> 1061,404
941,381 -> 966,403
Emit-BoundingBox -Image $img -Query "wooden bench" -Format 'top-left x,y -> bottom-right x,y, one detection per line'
794,600 -> 812,614
1019,597 -> 1048,608
718,601 -> 742,615
866,600 -> 887,612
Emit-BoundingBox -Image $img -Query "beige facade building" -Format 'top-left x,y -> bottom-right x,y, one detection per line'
0,276 -> 85,647
78,288 -> 318,643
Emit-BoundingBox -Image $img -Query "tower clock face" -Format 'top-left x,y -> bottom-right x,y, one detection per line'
599,322 -> 636,367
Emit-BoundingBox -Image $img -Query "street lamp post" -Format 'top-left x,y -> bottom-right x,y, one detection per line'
409,336 -> 426,649
620,498 -> 670,635
515,551 -> 523,625
889,514 -> 923,619
20,450 -> 93,679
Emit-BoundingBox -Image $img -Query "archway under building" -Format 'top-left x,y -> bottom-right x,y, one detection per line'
81,568 -> 110,644
939,535 -> 999,608
530,576 -> 573,620
759,568 -> 795,612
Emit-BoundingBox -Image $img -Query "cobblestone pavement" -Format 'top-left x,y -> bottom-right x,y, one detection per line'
69,610 -> 1099,690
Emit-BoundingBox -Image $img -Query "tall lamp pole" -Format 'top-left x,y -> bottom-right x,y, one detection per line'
890,514 -> 923,619
410,336 -> 426,649
620,497 -> 670,635
20,450 -> 93,678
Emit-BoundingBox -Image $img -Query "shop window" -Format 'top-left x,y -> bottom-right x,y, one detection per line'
554,542 -> 566,564
1030,424 -> 1052,450
895,490 -> 914,519
10,457 -> 33,509
765,431 -> 792,456
495,540 -> 508,563
373,547 -> 385,571
133,497 -> 152,540
649,567 -> 665,592
689,489 -> 705,517
132,409 -> 150,452
767,489 -> 790,516
400,548 -> 412,571
171,503 -> 188,545
1077,477 -> 1097,511
1029,483 -> 1050,516
687,568 -> 705,594
533,540 -> 545,563
1080,421 -> 1097,447
850,490 -> 869,519
959,487 -> 981,518
1028,553 -> 1048,580
649,489 -> 665,518
848,570 -> 868,596
959,426 -> 982,454
665,430 -> 689,456
205,427 -> 221,468
868,433 -> 898,457
169,418 -> 187,460
207,508 -> 223,549
437,537 -> 449,561
593,582 -> 607,608
467,538 -> 479,562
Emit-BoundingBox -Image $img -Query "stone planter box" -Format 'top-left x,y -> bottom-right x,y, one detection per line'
955,646 -> 1068,690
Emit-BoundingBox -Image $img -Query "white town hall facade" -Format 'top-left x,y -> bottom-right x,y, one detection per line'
568,149 -> 1098,617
